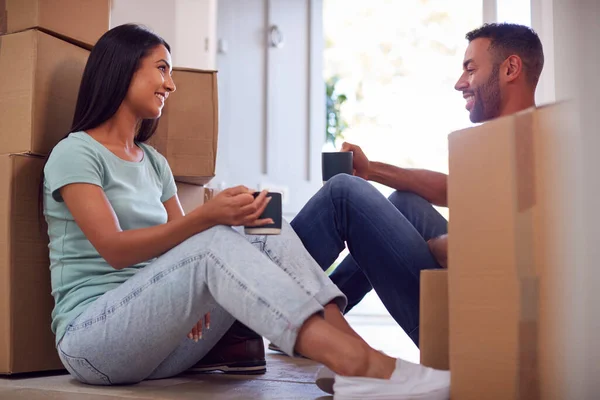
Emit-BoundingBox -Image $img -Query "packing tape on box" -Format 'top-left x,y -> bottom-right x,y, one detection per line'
0,0 -> 6,34
515,110 -> 536,212
513,111 -> 540,400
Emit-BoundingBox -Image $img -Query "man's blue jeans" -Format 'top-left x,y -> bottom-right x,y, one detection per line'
291,174 -> 448,346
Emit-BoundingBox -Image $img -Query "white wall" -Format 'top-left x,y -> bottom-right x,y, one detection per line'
538,0 -> 600,398
110,0 -> 324,216
110,0 -> 217,70
215,0 -> 324,216
175,0 -> 218,70
530,0 -> 556,105
556,1 -> 600,397
110,0 -> 176,43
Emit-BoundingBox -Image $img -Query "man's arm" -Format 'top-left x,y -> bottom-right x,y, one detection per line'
368,162 -> 448,207
341,142 -> 448,207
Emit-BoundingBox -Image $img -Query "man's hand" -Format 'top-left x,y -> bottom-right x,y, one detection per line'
427,234 -> 448,268
341,142 -> 370,180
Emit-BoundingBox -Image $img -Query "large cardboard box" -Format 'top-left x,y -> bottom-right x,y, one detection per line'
0,154 -> 63,375
0,0 -> 109,48
419,269 -> 448,371
0,29 -> 90,156
447,103 -> 578,399
0,165 -> 213,375
176,182 -> 214,214
149,69 -> 219,185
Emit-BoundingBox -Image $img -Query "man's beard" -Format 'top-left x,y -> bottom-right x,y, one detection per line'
470,65 -> 502,123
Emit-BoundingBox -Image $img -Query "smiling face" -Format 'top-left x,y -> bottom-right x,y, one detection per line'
122,44 -> 176,120
454,38 -> 503,123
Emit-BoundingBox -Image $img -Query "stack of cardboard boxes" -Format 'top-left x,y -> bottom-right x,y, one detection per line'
0,0 -> 219,375
156,65 -> 219,211
420,102 -> 576,399
150,65 -> 219,214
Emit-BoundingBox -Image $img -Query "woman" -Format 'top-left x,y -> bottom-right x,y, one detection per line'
43,24 -> 449,399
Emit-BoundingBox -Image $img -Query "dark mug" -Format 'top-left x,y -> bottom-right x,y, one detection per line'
244,192 -> 282,235
322,152 -> 353,183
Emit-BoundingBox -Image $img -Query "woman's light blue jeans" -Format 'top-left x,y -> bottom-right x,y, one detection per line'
56,221 -> 346,385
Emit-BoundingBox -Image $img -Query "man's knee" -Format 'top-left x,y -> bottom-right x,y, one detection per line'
387,190 -> 430,212
326,173 -> 371,198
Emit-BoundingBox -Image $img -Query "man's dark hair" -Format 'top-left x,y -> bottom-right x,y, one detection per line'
466,23 -> 544,88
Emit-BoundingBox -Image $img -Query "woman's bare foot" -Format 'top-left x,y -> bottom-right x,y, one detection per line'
365,349 -> 396,379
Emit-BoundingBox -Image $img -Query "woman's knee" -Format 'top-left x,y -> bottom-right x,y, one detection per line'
185,224 -> 238,250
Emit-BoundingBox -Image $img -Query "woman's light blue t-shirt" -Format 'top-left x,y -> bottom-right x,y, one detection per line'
43,131 -> 177,344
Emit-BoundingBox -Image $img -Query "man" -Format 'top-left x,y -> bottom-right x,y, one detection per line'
291,22 -> 545,346
191,22 -> 545,380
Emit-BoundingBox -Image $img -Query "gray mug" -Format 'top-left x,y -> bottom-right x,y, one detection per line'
322,152 -> 353,183
244,192 -> 282,235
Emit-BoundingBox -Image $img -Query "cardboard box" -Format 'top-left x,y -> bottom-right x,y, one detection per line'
0,165 -> 213,376
0,154 -> 63,375
176,182 -> 214,214
0,0 -> 109,48
0,29 -> 90,156
419,269 -> 448,370
149,69 -> 219,185
447,103 -> 578,399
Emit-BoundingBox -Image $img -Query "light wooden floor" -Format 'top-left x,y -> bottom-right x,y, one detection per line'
0,295 -> 417,399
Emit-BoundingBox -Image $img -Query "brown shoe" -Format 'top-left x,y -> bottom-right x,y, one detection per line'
188,321 -> 266,375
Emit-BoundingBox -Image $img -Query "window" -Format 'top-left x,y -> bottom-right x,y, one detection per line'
324,0 -> 484,360
324,0 -> 541,360
324,0 -> 483,210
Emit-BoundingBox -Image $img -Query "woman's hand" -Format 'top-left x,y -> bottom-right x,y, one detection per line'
341,142 -> 370,180
188,313 -> 210,342
427,234 -> 448,268
199,186 -> 273,227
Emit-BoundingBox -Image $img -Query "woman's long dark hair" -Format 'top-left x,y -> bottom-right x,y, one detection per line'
38,24 -> 171,225
71,23 -> 170,140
